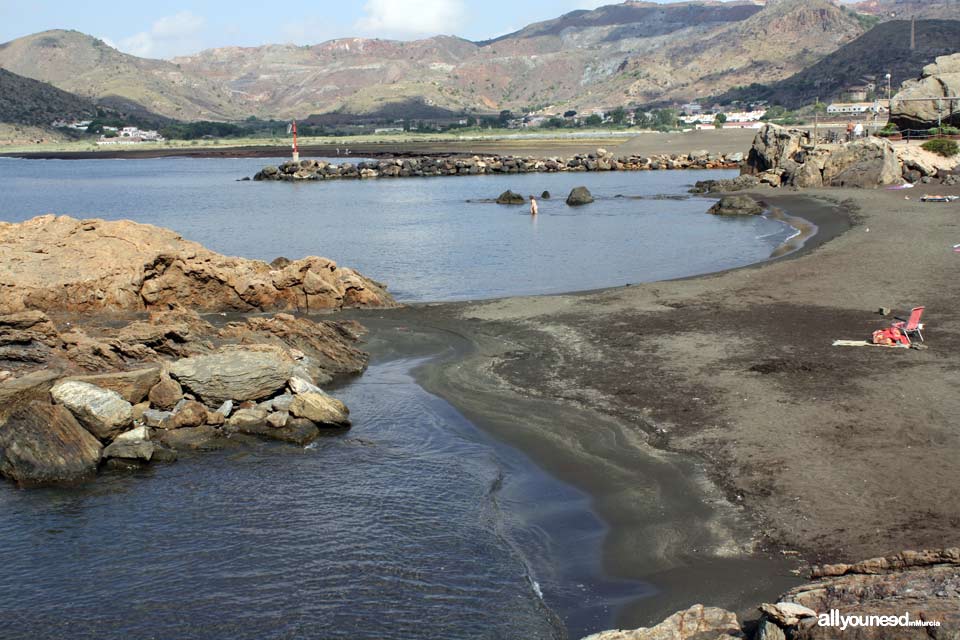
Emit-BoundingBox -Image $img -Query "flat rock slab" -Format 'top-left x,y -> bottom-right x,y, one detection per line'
170,346 -> 295,406
0,402 -> 102,485
226,416 -> 320,446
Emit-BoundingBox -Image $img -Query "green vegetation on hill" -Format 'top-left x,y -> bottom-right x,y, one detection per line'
0,68 -> 97,126
713,19 -> 960,109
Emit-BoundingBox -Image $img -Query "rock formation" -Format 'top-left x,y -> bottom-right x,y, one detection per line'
743,124 -> 902,188
890,53 -> 960,131
582,548 -> 960,640
0,214 -> 384,487
708,196 -> 764,216
566,186 -> 595,206
0,215 -> 396,315
496,190 -> 526,205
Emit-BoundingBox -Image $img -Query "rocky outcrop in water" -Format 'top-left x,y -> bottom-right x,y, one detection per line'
0,215 -> 396,315
252,149 -> 743,182
0,216 -> 380,487
566,186 -> 595,206
582,548 -> 960,640
0,312 -> 361,485
708,195 -> 764,216
496,190 -> 526,205
890,53 -> 960,131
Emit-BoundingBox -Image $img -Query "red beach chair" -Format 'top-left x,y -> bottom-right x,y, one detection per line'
892,306 -> 925,344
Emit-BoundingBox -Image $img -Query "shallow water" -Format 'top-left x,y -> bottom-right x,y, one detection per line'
0,157 -> 793,301
0,357 -> 646,640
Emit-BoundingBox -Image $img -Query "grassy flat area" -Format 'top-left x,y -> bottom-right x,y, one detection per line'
0,128 -> 636,157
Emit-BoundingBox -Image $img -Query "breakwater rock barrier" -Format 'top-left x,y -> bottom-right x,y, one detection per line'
251,148 -> 744,182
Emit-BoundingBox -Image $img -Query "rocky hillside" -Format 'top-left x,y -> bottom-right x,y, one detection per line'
0,67 -> 97,125
714,19 -> 960,108
0,2 -> 875,120
0,30 -> 247,120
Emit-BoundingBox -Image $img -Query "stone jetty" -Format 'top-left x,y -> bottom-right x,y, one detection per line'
251,148 -> 744,182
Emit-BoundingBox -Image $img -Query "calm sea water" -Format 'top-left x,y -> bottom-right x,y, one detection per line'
0,157 -> 792,639
0,157 -> 793,301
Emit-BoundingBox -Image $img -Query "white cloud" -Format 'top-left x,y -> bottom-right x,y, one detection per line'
118,10 -> 206,59
355,0 -> 466,38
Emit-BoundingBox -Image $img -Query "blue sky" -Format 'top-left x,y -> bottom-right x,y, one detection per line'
0,0 -> 721,59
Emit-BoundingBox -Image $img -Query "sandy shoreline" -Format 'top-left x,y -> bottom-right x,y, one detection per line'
342,188 -> 960,630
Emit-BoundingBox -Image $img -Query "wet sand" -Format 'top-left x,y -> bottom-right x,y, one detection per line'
343,188 -> 960,631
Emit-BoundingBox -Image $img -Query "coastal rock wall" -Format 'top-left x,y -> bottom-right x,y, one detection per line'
0,215 -> 396,315
251,149 -> 744,182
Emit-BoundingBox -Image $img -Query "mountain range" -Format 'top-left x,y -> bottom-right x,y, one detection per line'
0,0 -> 957,124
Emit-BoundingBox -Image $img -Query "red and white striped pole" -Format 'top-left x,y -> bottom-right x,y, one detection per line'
292,120 -> 300,163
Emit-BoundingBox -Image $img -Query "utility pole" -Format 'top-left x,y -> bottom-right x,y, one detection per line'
814,96 -> 819,148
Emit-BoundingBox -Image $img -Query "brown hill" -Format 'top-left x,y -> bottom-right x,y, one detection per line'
173,0 -> 868,117
0,30 -> 246,120
0,68 -> 97,126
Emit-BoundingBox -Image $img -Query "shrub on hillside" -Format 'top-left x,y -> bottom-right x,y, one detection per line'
921,139 -> 959,158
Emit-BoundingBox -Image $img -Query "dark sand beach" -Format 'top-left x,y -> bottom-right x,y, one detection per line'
343,187 -> 960,629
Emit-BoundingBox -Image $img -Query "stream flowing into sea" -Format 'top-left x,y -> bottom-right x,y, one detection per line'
0,157 -> 797,638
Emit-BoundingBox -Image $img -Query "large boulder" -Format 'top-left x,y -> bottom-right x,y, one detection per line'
566,186 -> 595,206
0,402 -> 102,485
708,195 -> 764,216
169,346 -> 296,406
0,369 -> 63,423
582,605 -> 742,640
0,215 -> 396,314
890,53 -> 960,131
744,125 -> 811,176
50,380 -> 134,440
821,138 -> 901,188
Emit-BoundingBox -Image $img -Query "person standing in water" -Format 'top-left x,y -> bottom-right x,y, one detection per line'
529,196 -> 538,215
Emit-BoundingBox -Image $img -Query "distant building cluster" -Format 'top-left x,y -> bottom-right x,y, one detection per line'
96,127 -> 165,145
826,101 -> 889,116
50,119 -> 164,144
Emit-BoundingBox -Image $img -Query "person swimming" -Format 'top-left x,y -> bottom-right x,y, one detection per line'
529,196 -> 538,215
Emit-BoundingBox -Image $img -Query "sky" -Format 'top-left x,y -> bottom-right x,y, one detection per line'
0,0 -> 730,59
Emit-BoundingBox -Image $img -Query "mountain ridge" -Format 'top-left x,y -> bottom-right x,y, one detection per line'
0,1 -> 892,121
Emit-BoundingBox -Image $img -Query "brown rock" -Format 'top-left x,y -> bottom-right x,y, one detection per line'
172,400 -> 208,429
205,410 -> 225,426
147,376 -> 181,410
0,402 -> 103,485
0,215 -> 396,315
0,369 -> 63,423
169,345 -> 295,406
158,424 -> 221,451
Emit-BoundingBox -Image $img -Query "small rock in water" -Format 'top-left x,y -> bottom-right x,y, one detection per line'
496,190 -> 526,205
